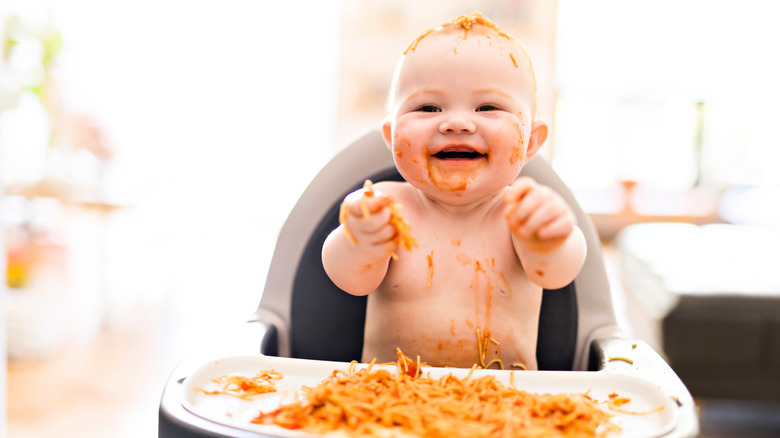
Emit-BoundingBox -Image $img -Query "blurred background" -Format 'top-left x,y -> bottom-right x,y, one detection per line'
1,0 -> 779,437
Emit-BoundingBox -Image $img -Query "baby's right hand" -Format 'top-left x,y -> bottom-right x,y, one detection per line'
339,187 -> 399,260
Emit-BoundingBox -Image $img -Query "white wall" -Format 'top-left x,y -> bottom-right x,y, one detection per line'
1,0 -> 343,359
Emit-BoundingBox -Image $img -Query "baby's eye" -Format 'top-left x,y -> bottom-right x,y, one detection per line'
476,104 -> 500,112
416,105 -> 441,113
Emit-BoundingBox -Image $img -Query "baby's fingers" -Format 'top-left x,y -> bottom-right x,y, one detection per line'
519,199 -> 569,238
345,192 -> 392,218
366,222 -> 398,246
504,187 -> 546,234
347,206 -> 393,235
345,210 -> 398,257
536,214 -> 575,240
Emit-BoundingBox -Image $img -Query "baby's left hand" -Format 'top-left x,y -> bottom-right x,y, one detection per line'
503,177 -> 576,252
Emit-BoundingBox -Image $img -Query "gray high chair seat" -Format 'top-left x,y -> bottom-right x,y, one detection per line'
159,128 -> 699,437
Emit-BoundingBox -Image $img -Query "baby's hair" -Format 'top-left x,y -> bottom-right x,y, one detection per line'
386,12 -> 541,119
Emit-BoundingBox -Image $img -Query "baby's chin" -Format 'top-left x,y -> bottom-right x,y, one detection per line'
413,185 -> 505,209
412,175 -> 517,205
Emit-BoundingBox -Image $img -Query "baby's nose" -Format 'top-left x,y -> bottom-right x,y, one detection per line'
439,112 -> 476,134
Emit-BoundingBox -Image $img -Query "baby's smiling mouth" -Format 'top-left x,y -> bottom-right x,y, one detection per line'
433,146 -> 487,161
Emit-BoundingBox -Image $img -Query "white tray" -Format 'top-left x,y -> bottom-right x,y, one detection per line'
182,355 -> 679,437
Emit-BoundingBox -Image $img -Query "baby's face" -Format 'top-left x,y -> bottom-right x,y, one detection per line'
383,27 -> 543,206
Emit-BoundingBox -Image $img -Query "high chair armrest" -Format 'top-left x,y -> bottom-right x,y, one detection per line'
589,338 -> 699,438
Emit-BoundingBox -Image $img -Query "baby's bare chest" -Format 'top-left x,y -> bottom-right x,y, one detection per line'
381,215 -> 528,299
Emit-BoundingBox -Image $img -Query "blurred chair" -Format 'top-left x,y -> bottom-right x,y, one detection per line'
159,128 -> 698,437
616,222 -> 780,402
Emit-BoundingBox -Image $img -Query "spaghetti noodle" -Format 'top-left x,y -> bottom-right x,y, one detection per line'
426,252 -> 434,288
475,327 -> 526,371
194,370 -> 282,400
607,393 -> 666,416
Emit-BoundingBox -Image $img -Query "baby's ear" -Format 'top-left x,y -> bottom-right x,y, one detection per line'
382,121 -> 393,149
524,120 -> 548,161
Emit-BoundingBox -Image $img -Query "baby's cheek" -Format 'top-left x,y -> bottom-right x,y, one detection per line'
393,136 -> 428,185
490,118 -> 527,165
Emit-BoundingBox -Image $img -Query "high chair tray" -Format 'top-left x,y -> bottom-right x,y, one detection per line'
182,355 -> 678,437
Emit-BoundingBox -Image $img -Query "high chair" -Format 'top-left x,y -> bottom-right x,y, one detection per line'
159,128 -> 699,437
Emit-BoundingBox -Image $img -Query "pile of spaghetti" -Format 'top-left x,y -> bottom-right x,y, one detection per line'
252,350 -> 619,438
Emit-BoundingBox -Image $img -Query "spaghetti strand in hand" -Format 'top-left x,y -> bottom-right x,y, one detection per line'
338,181 -> 398,261
340,180 -> 418,260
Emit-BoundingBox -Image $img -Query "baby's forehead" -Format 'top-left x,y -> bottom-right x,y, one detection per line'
387,14 -> 539,115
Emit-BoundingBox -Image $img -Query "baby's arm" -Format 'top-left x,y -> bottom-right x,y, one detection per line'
322,187 -> 398,296
504,177 -> 587,289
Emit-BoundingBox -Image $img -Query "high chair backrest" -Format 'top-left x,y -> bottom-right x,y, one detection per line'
253,128 -> 621,371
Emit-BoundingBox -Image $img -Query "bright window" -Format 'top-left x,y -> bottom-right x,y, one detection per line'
553,0 -> 780,194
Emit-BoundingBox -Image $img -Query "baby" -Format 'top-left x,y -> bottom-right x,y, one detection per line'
322,13 -> 586,370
